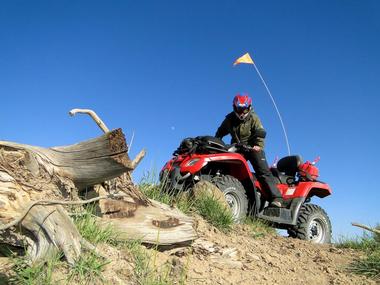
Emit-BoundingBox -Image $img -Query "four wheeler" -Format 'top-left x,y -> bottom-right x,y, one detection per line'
159,136 -> 332,244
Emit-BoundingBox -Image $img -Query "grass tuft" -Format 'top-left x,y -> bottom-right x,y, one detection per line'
124,239 -> 186,285
8,191 -> 189,285
193,193 -> 234,232
73,204 -> 119,245
244,217 -> 276,238
68,252 -> 110,284
336,235 -> 378,251
10,252 -> 62,285
348,250 -> 380,279
139,173 -> 193,215
337,231 -> 380,280
139,171 -> 234,232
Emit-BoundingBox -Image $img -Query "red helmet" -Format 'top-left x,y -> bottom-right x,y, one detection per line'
233,94 -> 252,120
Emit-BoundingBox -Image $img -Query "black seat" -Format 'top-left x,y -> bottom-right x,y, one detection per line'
271,168 -> 296,185
271,155 -> 303,185
277,155 -> 303,176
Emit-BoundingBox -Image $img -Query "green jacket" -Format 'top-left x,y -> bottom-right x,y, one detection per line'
215,111 -> 266,148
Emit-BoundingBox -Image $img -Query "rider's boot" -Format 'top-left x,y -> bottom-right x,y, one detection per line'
270,197 -> 284,208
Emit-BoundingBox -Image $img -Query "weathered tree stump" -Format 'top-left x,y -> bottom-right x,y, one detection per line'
0,110 -> 197,265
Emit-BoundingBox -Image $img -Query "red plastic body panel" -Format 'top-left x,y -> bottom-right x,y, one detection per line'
277,181 -> 332,199
162,153 -> 254,181
162,153 -> 332,200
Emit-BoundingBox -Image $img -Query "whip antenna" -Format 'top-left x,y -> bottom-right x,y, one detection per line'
234,53 -> 291,155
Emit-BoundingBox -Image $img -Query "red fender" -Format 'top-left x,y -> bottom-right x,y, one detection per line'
279,181 -> 332,199
163,153 -> 254,181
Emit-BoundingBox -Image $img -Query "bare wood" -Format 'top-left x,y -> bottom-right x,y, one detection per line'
0,109 -> 197,265
69,108 -> 110,133
68,108 -> 146,177
21,205 -> 83,265
0,129 -> 133,189
351,222 -> 380,235
131,149 -> 146,169
0,193 -> 128,231
101,199 -> 197,245
0,129 -> 144,264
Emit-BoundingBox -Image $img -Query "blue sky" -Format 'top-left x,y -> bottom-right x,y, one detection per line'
0,1 -> 379,239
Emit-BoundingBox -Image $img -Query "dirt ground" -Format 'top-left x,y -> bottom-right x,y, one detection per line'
99,214 -> 375,285
0,215 -> 376,285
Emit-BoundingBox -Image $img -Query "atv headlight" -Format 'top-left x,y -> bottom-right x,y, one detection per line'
185,158 -> 200,167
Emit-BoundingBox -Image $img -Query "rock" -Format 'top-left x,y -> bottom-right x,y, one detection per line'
210,256 -> 243,269
221,248 -> 240,259
192,238 -> 219,255
245,253 -> 261,262
166,246 -> 189,257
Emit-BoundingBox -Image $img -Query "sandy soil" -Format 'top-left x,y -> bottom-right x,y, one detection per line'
1,215 -> 376,285
95,214 -> 375,285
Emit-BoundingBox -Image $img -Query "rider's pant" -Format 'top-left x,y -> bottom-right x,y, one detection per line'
244,150 -> 282,200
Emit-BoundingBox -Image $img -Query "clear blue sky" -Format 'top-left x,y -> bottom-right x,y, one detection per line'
1,1 -> 379,239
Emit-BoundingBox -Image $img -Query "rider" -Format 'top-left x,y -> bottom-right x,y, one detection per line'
215,94 -> 283,207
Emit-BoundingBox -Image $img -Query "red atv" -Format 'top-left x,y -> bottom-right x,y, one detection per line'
160,136 -> 332,244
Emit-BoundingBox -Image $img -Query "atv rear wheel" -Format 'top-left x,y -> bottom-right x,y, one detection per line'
211,175 -> 248,223
288,204 -> 332,244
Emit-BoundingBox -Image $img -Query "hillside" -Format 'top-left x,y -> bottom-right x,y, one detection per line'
2,213 -> 375,285
169,215 -> 375,285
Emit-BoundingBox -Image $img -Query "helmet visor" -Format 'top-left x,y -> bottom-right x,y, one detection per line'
235,106 -> 250,115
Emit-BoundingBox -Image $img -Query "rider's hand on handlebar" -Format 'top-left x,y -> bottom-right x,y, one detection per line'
252,146 -> 261,152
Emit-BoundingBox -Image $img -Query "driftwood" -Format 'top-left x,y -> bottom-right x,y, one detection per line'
352,223 -> 380,235
0,110 -> 196,265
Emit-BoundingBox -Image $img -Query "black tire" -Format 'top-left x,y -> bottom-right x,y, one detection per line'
288,204 -> 332,244
211,175 -> 249,223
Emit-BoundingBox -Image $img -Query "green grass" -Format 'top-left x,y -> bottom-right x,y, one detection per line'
139,171 -> 235,233
140,181 -> 234,233
243,217 -> 276,238
74,203 -> 188,284
10,252 -> 62,285
193,192 -> 234,233
73,204 -> 119,245
0,244 -> 13,256
8,198 -> 188,285
348,250 -> 380,279
68,252 -> 110,285
336,235 -> 379,251
337,231 -> 380,280
124,239 -> 187,285
373,226 -> 380,243
139,177 -> 194,215
0,274 -> 9,285
9,205 -> 117,285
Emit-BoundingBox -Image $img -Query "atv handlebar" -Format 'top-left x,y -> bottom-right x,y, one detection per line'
172,136 -> 257,156
229,143 -> 255,153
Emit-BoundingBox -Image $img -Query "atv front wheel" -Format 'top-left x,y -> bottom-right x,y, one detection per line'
288,204 -> 332,244
211,175 -> 248,223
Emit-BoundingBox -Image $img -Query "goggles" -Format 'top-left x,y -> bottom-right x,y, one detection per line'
235,106 -> 250,114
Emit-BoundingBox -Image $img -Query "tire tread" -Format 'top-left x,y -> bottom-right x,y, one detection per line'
288,203 -> 332,244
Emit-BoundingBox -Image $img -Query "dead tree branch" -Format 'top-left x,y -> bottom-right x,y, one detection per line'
351,222 -> 380,235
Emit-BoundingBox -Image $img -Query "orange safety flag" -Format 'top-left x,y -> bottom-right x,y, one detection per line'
233,53 -> 254,66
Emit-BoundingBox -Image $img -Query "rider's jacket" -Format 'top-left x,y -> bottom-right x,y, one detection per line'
215,111 -> 266,148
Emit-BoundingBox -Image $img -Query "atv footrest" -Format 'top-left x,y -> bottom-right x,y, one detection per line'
258,207 -> 294,225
